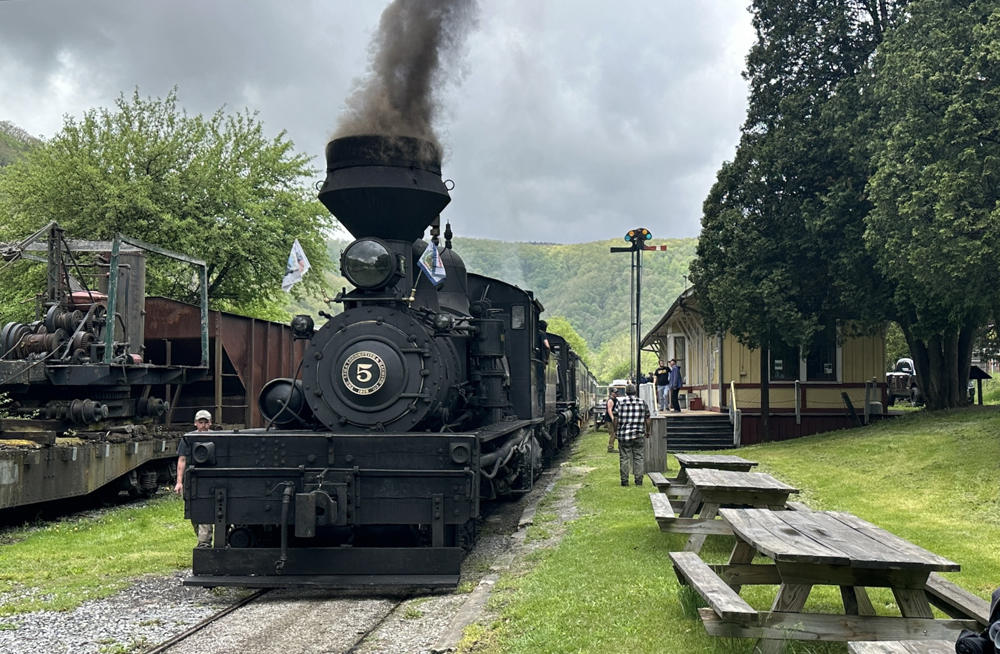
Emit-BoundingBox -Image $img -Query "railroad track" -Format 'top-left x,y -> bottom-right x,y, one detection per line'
144,589 -> 271,654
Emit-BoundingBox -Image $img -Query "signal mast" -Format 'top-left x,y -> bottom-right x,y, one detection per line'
611,228 -> 665,383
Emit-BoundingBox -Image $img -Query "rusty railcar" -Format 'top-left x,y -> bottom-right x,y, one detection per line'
0,226 -> 302,511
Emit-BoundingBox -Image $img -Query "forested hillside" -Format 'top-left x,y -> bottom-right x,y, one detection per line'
0,121 -> 40,166
321,237 -> 696,352
452,237 -> 696,350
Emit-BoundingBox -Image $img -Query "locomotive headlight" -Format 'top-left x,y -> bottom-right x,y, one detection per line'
433,313 -> 455,331
341,238 -> 395,290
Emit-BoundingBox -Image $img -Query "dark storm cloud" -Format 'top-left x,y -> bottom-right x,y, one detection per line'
0,0 -> 751,244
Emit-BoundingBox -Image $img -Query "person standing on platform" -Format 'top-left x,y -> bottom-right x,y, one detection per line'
654,360 -> 671,413
175,409 -> 214,548
605,389 -> 619,453
668,358 -> 683,412
612,384 -> 650,486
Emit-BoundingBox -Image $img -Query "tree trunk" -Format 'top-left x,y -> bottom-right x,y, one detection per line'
899,319 -> 977,410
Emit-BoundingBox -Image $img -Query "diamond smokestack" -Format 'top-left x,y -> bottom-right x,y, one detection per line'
318,135 -> 451,242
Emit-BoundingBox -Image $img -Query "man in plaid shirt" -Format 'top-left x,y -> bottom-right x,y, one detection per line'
612,384 -> 651,486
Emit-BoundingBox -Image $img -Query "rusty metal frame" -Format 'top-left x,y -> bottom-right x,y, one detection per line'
105,235 -> 209,368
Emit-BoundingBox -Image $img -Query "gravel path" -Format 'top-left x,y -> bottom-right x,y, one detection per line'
0,573 -> 248,654
0,446 -> 583,654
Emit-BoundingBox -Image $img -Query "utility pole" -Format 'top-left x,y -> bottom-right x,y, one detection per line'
611,228 -> 655,382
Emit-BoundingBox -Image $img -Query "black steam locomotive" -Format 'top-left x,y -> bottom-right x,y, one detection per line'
183,135 -> 596,588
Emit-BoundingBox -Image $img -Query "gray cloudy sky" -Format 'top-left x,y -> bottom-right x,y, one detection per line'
0,0 -> 754,244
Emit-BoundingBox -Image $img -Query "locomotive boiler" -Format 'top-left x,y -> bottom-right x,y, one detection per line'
183,135 -> 595,588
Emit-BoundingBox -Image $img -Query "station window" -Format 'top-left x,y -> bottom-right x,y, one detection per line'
770,342 -> 800,381
806,320 -> 838,381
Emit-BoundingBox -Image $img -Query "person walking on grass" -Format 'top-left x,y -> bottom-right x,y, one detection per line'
606,389 -> 619,453
612,384 -> 650,486
175,409 -> 214,548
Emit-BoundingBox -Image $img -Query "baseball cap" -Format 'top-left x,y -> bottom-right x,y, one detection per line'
194,410 -> 212,422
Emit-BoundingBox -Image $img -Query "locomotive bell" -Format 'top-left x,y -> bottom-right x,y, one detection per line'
318,135 -> 451,243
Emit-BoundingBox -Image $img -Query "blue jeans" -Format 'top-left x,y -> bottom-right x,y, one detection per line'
657,385 -> 669,410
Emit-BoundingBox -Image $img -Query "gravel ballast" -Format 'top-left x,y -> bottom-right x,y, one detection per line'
0,447 -> 583,654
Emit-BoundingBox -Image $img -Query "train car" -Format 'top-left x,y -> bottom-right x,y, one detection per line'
0,226 -> 304,512
0,224 -> 209,509
182,135 -> 590,588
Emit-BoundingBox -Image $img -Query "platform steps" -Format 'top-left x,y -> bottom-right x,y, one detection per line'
665,414 -> 735,451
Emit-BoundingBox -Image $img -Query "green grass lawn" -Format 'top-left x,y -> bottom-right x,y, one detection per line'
0,492 -> 192,615
464,407 -> 1000,654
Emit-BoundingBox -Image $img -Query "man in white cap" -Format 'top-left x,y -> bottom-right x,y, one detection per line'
174,410 -> 214,547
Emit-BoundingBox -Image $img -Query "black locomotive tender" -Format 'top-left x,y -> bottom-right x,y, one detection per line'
183,135 -> 597,588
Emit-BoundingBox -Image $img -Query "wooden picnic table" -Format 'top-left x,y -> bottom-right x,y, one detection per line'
670,508 -> 977,654
650,454 -> 759,497
650,469 -> 798,553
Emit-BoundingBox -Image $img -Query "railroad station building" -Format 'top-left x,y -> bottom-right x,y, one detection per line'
642,288 -> 888,445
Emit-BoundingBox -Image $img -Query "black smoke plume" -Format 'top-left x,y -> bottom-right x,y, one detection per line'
333,0 -> 479,157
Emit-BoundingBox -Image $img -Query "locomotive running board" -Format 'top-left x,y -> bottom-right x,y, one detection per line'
185,546 -> 463,589
477,418 -> 542,443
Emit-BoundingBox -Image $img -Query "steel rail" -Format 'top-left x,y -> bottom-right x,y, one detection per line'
143,588 -> 270,654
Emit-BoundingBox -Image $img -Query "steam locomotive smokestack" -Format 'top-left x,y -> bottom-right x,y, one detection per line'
319,135 -> 450,242
321,0 -> 479,241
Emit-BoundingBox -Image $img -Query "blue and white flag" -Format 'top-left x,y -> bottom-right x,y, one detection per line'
281,239 -> 312,292
417,241 -> 447,286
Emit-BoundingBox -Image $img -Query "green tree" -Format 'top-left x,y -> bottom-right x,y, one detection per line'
884,322 -> 911,368
866,0 -> 1000,409
0,89 -> 330,321
691,0 -> 904,356
591,331 -> 658,384
544,315 -> 592,367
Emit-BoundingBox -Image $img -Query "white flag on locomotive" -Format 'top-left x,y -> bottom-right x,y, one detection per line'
281,239 -> 311,292
417,241 -> 447,286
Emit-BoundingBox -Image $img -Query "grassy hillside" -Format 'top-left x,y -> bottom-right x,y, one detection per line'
470,406 -> 1000,653
453,237 -> 696,351
0,121 -> 40,167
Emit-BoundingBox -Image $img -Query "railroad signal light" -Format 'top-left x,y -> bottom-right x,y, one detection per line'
624,227 -> 651,250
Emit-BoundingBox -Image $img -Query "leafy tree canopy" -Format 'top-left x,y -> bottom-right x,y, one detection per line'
866,0 -> 1000,407
0,121 -> 40,167
543,315 -> 592,367
691,0 -> 905,354
0,89 -> 331,322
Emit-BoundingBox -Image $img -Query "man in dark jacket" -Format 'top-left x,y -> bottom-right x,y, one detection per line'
668,359 -> 683,412
605,389 -> 619,453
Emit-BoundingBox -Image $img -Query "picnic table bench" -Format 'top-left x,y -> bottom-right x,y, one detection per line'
651,469 -> 799,553
670,508 -> 979,653
848,641 -> 955,654
649,454 -> 758,499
